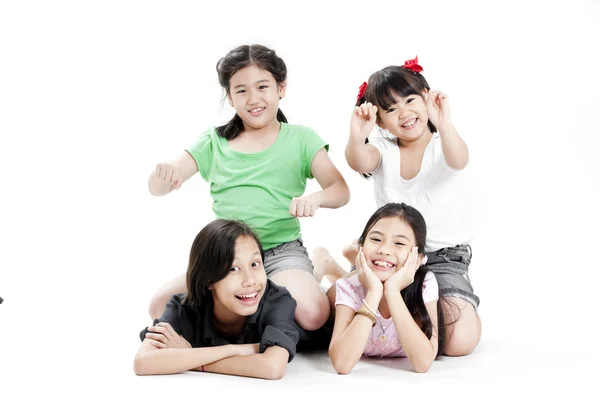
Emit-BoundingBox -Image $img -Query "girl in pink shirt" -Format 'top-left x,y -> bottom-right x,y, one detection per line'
326,203 -> 445,373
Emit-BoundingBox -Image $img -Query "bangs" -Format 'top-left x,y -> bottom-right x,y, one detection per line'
367,66 -> 426,110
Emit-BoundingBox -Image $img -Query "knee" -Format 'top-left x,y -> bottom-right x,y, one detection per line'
444,315 -> 482,356
295,295 -> 330,331
148,290 -> 171,320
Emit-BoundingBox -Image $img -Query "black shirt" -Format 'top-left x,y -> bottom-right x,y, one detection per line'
139,280 -> 299,361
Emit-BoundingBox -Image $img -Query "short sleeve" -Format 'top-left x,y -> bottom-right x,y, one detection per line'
366,136 -> 387,173
186,128 -> 215,181
301,126 -> 329,180
138,294 -> 188,342
334,277 -> 364,311
422,271 -> 439,304
259,288 -> 300,362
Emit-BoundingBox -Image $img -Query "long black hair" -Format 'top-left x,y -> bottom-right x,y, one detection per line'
358,203 -> 445,357
356,66 -> 437,179
184,219 -> 264,306
215,44 -> 288,140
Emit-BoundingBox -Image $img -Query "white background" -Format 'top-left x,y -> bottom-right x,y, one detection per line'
1,0 -> 599,398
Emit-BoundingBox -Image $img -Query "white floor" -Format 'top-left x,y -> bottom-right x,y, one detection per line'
2,1 -> 600,399
2,298 -> 597,400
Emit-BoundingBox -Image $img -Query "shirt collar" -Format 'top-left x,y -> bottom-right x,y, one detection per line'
201,281 -> 270,344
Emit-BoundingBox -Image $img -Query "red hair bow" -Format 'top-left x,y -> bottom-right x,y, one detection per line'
403,56 -> 423,73
356,82 -> 367,102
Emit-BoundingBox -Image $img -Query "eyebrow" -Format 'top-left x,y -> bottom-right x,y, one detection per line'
233,251 -> 262,261
369,231 -> 410,240
233,79 -> 271,90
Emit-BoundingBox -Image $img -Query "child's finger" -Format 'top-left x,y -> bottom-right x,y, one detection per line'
149,339 -> 166,348
360,251 -> 369,272
289,198 -> 298,216
149,325 -> 173,341
145,332 -> 167,343
355,249 -> 364,273
158,322 -> 178,339
369,106 -> 377,121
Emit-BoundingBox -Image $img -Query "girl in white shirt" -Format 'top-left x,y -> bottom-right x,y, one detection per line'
316,56 -> 480,357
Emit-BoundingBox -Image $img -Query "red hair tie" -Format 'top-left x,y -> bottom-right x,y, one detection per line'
356,82 -> 367,102
403,56 -> 423,73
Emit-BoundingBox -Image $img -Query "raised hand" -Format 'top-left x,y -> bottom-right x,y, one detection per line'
425,90 -> 451,129
350,102 -> 378,140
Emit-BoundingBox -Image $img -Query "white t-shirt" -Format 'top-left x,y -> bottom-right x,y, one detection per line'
369,133 -> 477,253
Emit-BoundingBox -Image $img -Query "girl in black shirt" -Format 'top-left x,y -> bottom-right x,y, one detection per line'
134,219 -> 299,379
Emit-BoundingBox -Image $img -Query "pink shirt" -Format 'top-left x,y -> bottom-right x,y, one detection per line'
335,272 -> 438,358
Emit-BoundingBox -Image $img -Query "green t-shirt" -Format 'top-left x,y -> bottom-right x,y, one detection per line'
187,123 -> 328,250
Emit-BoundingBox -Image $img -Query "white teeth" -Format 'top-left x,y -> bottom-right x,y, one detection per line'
250,108 -> 264,113
402,119 -> 416,128
237,292 -> 257,299
374,261 -> 393,268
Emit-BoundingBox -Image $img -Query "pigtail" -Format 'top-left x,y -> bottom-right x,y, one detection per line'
401,266 -> 445,358
276,109 -> 288,123
216,114 -> 245,141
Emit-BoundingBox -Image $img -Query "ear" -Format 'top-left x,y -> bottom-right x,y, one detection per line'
278,80 -> 287,100
418,254 -> 428,266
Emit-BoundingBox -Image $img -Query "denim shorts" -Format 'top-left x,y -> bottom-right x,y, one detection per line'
263,238 -> 314,278
425,244 -> 480,309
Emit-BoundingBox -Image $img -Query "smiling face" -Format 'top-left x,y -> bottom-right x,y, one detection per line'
227,64 -> 286,132
360,216 -> 423,282
211,235 -> 268,322
377,92 -> 430,144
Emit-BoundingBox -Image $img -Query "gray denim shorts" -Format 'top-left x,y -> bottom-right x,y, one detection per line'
263,238 -> 314,278
425,244 -> 480,309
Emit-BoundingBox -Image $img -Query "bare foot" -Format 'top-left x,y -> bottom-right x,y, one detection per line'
343,239 -> 359,265
313,246 -> 346,284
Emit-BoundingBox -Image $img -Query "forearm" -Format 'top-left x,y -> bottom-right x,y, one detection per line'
345,136 -> 372,172
148,174 -> 175,196
437,123 -> 469,170
202,347 -> 288,380
386,292 -> 436,372
329,292 -> 380,374
310,179 -> 350,209
134,344 -> 240,375
329,315 -> 372,374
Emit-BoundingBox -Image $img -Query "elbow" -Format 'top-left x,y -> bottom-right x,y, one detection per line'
448,159 -> 468,171
263,361 -> 287,380
332,362 -> 353,375
337,184 -> 351,208
133,355 -> 152,376
446,152 -> 469,171
332,359 -> 354,375
413,364 -> 431,373
329,349 -> 354,375
411,358 -> 433,373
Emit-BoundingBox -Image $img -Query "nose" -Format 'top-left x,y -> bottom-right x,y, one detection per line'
248,89 -> 260,105
241,268 -> 256,288
377,245 -> 391,256
398,104 -> 410,118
